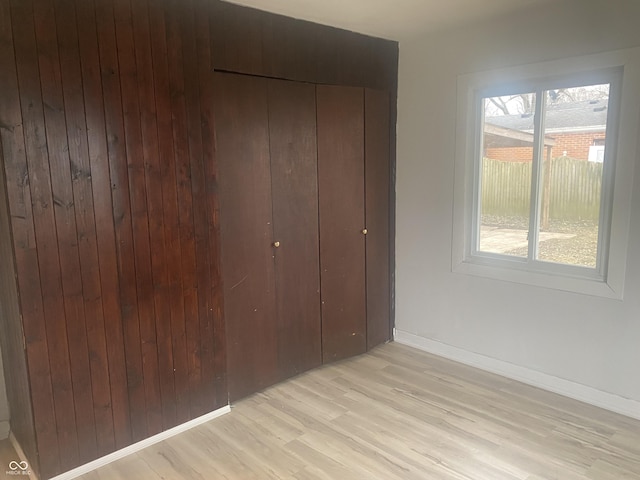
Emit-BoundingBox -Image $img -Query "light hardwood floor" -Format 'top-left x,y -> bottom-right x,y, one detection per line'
78,342 -> 639,480
0,438 -> 21,476
0,437 -> 38,479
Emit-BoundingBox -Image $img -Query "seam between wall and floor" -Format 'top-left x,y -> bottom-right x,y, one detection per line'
46,405 -> 230,480
394,329 -> 640,421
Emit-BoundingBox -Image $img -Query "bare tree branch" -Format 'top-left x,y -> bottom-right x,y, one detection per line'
489,97 -> 510,115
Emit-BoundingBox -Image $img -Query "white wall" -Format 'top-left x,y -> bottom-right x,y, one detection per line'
396,0 -> 640,415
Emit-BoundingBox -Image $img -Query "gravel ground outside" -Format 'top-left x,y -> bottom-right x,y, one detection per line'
481,215 -> 599,267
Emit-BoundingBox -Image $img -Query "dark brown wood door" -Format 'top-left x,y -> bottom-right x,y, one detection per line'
317,85 -> 367,362
214,72 -> 278,401
267,79 -> 322,378
365,88 -> 392,349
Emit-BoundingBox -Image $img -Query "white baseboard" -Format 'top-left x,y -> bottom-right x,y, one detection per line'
49,405 -> 231,480
8,431 -> 33,475
394,330 -> 640,421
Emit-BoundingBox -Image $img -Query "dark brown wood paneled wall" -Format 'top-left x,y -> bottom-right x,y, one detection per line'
0,0 -> 225,477
0,140 -> 38,473
210,0 -> 398,356
209,0 -> 399,353
210,1 -> 398,92
0,0 -> 397,477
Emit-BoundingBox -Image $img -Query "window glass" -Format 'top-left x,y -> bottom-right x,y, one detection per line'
536,84 -> 610,267
479,94 -> 535,257
475,82 -> 612,271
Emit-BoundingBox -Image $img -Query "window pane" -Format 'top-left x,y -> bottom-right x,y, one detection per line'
536,84 -> 609,267
478,94 -> 535,256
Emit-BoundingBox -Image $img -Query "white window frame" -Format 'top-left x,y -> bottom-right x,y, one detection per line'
452,47 -> 640,299
471,71 -> 619,279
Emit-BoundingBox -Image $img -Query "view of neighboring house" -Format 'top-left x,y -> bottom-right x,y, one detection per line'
484,98 -> 608,162
478,92 -> 610,236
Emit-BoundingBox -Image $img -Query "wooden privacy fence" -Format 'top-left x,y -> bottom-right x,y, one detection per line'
481,156 -> 603,224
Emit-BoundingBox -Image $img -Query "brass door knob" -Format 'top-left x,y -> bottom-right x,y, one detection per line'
273,241 -> 280,248
361,229 -> 368,235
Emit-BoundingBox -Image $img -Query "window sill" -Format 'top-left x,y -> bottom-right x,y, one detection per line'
452,257 -> 622,299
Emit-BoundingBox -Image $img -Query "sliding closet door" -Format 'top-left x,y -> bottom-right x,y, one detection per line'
268,79 -> 323,378
365,89 -> 391,349
317,85 -> 367,362
214,73 -> 278,401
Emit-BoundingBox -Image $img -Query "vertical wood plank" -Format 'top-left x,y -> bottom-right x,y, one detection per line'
196,0 -> 226,409
35,0 -> 101,465
261,13 -> 317,82
129,0 -> 164,437
214,72 -> 278,402
0,157 -> 39,474
0,1 -> 43,472
314,26 -> 351,86
180,0 -> 210,418
93,0 -> 135,449
208,2 -> 397,92
372,38 -> 398,91
364,88 -> 391,349
0,149 -> 43,475
267,79 -> 322,380
54,0 -> 115,462
209,0 -> 263,75
317,85 -> 367,363
147,0 -> 178,429
112,0 -> 154,442
164,0 -> 195,426
74,0 -> 122,457
11,0 -> 80,472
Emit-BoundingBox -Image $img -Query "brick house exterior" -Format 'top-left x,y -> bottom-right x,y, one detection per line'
485,131 -> 606,162
484,98 -> 608,162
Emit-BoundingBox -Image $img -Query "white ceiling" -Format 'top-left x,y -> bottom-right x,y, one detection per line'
223,0 -> 558,40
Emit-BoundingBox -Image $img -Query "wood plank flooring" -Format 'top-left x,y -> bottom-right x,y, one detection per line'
0,438 -> 39,479
78,342 -> 640,480
0,439 -> 18,472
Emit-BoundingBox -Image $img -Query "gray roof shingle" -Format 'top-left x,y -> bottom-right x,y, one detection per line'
486,99 -> 608,132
